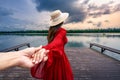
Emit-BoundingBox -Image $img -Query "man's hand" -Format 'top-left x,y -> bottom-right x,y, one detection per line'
17,46 -> 49,68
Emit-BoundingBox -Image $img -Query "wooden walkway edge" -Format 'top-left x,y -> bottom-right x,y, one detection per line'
0,48 -> 120,80
0,43 -> 30,52
90,43 -> 120,54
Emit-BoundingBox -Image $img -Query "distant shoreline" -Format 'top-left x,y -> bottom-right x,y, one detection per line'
0,28 -> 120,35
0,31 -> 120,37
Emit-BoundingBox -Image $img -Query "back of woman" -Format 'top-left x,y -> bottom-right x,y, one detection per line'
31,10 -> 73,80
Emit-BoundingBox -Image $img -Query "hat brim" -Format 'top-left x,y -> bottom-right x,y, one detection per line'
50,13 -> 69,26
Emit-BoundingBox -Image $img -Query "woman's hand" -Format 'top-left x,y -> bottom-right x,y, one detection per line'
32,48 -> 49,64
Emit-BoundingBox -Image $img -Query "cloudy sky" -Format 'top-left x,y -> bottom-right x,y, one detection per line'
0,0 -> 120,31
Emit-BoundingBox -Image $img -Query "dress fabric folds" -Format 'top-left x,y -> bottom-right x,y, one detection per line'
31,28 -> 73,80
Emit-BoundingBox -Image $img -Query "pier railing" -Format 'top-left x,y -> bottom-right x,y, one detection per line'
90,43 -> 120,54
0,43 -> 30,52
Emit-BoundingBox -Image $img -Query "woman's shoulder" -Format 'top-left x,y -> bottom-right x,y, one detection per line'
56,27 -> 66,35
59,27 -> 66,32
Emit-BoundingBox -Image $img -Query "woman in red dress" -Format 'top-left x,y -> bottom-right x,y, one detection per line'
31,10 -> 73,80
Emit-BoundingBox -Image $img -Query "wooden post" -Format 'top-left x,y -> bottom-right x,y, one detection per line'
15,48 -> 19,51
27,43 -> 30,47
90,43 -> 93,48
101,48 -> 105,53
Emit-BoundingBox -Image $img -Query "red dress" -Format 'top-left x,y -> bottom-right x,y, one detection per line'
31,28 -> 73,80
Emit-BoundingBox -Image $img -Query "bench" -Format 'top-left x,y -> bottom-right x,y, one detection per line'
0,43 -> 30,52
90,43 -> 120,54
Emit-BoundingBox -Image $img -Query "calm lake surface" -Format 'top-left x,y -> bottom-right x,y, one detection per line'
0,33 -> 120,61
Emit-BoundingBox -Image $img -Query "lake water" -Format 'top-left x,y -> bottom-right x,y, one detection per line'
0,33 -> 120,61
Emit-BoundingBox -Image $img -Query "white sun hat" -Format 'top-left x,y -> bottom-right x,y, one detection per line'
50,10 -> 69,26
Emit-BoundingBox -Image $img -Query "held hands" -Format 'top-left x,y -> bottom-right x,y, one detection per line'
32,48 -> 48,64
17,46 -> 49,68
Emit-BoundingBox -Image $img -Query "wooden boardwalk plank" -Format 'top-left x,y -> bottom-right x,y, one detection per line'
66,48 -> 120,80
0,48 -> 120,80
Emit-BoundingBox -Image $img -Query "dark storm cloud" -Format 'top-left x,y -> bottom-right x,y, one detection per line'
33,0 -> 86,22
87,20 -> 93,23
87,0 -> 120,18
92,22 -> 102,27
82,0 -> 90,4
104,20 -> 109,23
96,22 -> 102,27
89,12 -> 102,18
88,4 -> 111,18
88,4 -> 98,11
109,1 -> 114,4
33,0 -> 120,23
34,0 -> 75,12
113,4 -> 120,12
0,6 -> 13,17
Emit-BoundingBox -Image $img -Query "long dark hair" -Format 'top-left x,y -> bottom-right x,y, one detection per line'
47,22 -> 63,43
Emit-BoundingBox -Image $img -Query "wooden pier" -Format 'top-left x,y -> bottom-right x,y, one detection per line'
0,43 -> 30,52
0,47 -> 120,80
90,43 -> 120,54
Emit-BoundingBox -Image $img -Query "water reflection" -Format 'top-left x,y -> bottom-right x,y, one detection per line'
0,33 -> 48,36
0,33 -> 120,50
67,34 -> 120,50
67,33 -> 120,37
0,33 -> 120,49
0,35 -> 47,50
0,33 -> 120,61
66,42 -> 85,47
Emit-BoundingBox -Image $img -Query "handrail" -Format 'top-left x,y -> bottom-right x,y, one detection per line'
0,43 -> 30,52
90,43 -> 120,54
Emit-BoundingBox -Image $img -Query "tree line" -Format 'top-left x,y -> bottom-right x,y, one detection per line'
0,28 -> 120,34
